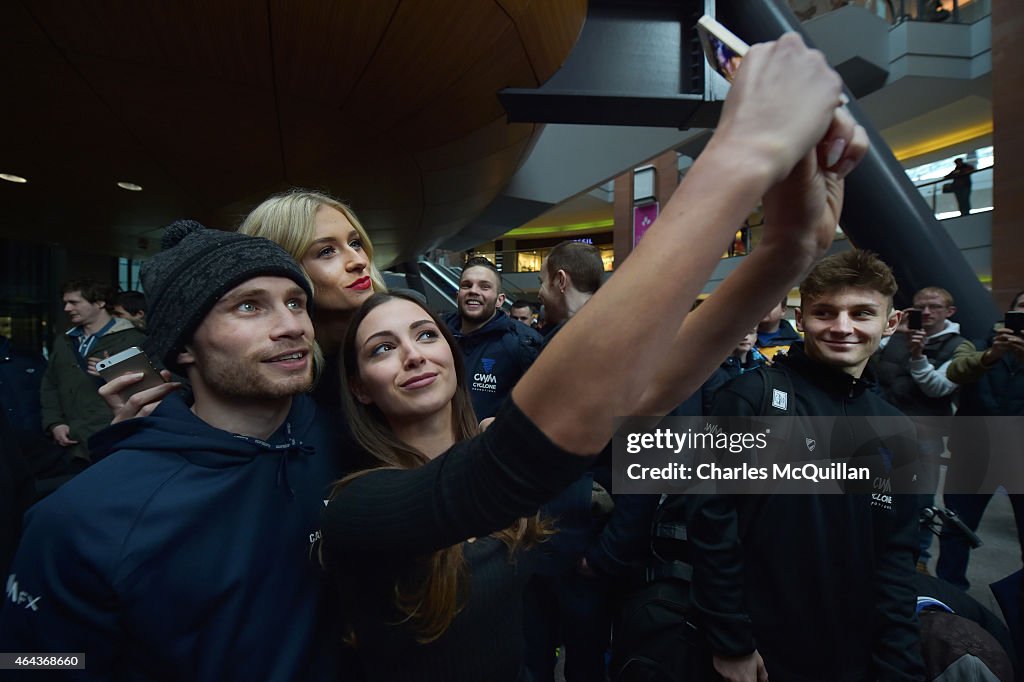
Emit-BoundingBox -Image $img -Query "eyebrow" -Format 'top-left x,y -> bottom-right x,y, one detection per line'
362,319 -> 435,347
809,302 -> 881,311
220,286 -> 306,304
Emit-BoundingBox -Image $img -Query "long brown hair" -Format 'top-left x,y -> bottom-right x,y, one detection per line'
331,292 -> 548,643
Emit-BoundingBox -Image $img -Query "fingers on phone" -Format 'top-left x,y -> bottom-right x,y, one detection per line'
121,381 -> 180,418
817,106 -> 866,178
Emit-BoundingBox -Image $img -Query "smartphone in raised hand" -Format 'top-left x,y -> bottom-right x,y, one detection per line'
96,346 -> 166,400
1005,311 -> 1024,336
697,15 -> 849,104
697,15 -> 748,84
906,309 -> 923,331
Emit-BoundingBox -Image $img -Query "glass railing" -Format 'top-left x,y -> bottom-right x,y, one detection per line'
788,0 -> 990,25
913,164 -> 993,220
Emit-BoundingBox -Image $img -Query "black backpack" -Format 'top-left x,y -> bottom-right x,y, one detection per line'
611,367 -> 795,682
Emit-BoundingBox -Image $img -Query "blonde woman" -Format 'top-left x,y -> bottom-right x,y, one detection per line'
240,190 -> 387,351
240,190 -> 388,407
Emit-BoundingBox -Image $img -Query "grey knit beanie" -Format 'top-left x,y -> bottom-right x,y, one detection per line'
141,219 -> 313,371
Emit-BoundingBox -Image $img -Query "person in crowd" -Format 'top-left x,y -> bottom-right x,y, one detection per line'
667,323 -> 768,427
40,279 -> 146,471
444,256 -> 542,419
0,334 -> 47,435
239,188 -> 387,409
536,241 -> 604,338
875,286 -> 965,572
523,238 -> 615,682
755,298 -> 802,361
110,290 -> 148,329
0,408 -> 34,579
685,250 -> 925,682
0,222 -> 347,681
318,33 -> 868,681
509,299 -> 536,327
0,334 -> 60,488
944,157 -> 975,216
937,290 -> 1024,591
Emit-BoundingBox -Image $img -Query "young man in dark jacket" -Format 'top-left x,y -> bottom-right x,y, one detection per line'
40,279 -> 146,469
0,222 -> 347,681
444,256 -> 542,419
690,250 -> 925,681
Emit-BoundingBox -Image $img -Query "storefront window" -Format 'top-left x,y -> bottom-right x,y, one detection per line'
517,250 -> 543,273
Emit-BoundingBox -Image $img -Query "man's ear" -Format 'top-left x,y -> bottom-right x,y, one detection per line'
555,269 -> 569,293
496,292 -> 506,308
794,307 -> 804,333
883,308 -> 902,338
947,305 -> 957,318
349,377 -> 373,406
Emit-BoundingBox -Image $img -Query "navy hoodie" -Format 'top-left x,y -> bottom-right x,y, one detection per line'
444,309 -> 542,419
0,392 -> 346,681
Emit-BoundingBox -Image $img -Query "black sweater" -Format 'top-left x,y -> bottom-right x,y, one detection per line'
321,399 -> 592,681
690,346 -> 926,682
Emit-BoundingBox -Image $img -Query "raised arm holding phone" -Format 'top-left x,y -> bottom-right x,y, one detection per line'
84,32 -> 867,682
318,34 -> 867,681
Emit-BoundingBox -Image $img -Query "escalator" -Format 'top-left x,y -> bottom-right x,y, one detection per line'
416,261 -> 533,315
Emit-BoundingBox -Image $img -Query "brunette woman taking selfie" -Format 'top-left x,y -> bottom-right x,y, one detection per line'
320,34 -> 868,682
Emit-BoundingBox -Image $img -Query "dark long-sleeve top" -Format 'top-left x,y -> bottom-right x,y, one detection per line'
321,398 -> 593,681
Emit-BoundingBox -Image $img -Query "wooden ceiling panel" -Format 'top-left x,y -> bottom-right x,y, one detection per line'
342,2 -> 516,134
275,99 -> 385,182
421,138 -> 533,204
26,1 -> 275,89
415,117 -> 537,172
71,54 -> 283,207
386,24 -> 538,151
501,0 -> 587,82
0,2 -> 51,48
0,1 -> 587,265
269,0 -> 401,106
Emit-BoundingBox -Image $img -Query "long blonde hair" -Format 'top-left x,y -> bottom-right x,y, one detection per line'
239,189 -> 388,295
330,292 -> 549,644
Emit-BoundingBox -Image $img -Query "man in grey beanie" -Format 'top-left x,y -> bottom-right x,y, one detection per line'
1,220 -> 350,681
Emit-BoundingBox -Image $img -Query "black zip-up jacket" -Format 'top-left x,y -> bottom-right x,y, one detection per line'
689,345 -> 925,682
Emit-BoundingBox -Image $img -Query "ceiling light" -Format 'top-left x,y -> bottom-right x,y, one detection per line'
117,182 -> 143,191
0,173 -> 28,183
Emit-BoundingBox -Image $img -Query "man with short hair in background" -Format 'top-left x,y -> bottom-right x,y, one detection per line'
537,241 -> 604,339
40,279 -> 146,470
444,256 -> 542,418
874,286 -> 965,572
111,290 -> 148,330
509,299 -> 536,328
